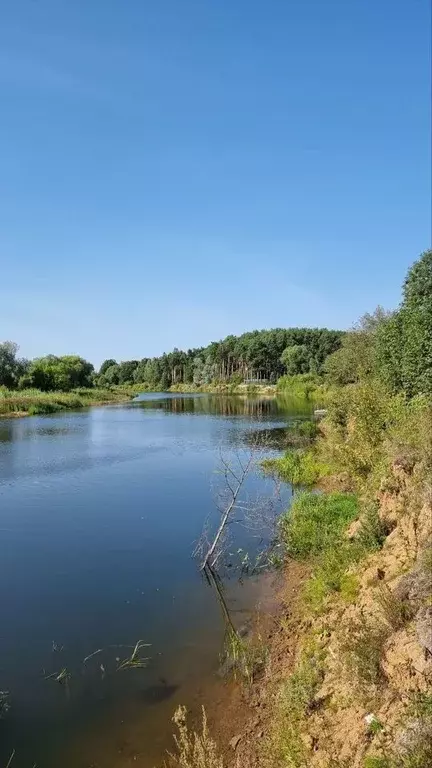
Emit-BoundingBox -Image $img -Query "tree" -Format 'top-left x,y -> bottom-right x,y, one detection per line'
376,250 -> 432,396
0,341 -> 28,388
99,359 -> 117,376
280,345 -> 309,375
116,360 -> 138,384
22,355 -> 94,391
403,249 -> 432,310
133,359 -> 149,383
103,364 -> 120,386
324,308 -> 389,387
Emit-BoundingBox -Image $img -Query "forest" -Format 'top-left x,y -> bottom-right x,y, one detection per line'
1,250 -> 431,398
0,327 -> 343,393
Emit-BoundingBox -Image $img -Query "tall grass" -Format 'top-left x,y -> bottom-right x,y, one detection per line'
0,387 -> 135,416
262,448 -> 331,486
168,706 -> 224,768
279,492 -> 359,559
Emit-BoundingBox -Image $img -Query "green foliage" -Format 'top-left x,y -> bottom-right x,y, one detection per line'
376,250 -> 432,396
407,692 -> 432,719
281,344 -> 310,375
116,360 -> 139,384
324,308 -> 389,387
303,546 -> 361,613
0,341 -> 28,388
223,629 -> 267,686
357,502 -> 390,551
1,327 -> 343,394
279,492 -> 358,559
99,358 -> 117,376
21,354 -> 94,392
367,718 -> 384,736
321,379 -> 432,494
276,372 -> 327,399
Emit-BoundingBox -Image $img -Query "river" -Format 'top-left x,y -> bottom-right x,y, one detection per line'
0,393 -> 313,767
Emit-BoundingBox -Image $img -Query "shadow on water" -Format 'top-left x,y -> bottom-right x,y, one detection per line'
138,680 -> 179,705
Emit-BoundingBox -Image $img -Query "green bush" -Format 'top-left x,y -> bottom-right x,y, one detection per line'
279,492 -> 358,559
357,502 -> 390,551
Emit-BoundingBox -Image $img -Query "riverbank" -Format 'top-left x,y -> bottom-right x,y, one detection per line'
0,386 -> 137,417
167,384 -> 432,768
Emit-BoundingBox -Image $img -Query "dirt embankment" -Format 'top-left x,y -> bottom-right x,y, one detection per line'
205,458 -> 432,768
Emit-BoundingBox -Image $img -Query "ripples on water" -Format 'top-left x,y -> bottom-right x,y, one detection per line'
0,394 -> 312,766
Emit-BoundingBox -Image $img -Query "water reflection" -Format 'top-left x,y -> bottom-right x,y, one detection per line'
0,394 -> 300,768
135,393 -> 314,419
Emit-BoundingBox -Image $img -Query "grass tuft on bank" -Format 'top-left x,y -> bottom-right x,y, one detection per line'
0,386 -> 137,416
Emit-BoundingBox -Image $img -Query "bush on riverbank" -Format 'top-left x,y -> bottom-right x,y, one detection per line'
276,373 -> 330,401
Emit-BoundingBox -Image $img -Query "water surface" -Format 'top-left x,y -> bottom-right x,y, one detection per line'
0,394 -> 312,766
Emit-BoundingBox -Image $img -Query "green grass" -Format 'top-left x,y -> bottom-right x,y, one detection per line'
262,448 -> 331,486
363,758 -> 392,768
279,492 -> 359,559
303,549 -> 361,614
0,386 -> 135,416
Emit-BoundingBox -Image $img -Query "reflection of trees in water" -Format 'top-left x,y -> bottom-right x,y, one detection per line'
137,394 -> 314,420
137,396 -> 281,418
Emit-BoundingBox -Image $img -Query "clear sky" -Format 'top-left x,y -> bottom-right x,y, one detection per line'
1,0 -> 430,366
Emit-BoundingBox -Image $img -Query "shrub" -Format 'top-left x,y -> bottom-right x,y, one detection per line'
357,502 -> 390,551
279,492 -> 359,559
341,615 -> 388,689
375,584 -> 415,630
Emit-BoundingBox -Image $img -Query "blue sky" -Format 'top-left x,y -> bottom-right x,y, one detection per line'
1,0 -> 430,366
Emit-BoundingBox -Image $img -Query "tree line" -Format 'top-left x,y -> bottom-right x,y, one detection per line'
96,328 -> 343,390
0,328 -> 343,392
1,250 -> 430,395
